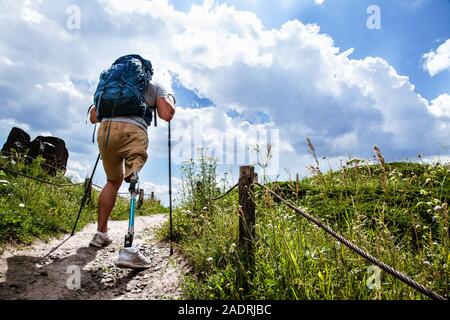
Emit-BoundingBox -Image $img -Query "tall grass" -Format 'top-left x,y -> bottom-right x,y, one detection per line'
161,145 -> 449,300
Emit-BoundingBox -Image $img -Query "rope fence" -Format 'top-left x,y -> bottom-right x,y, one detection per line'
254,181 -> 446,301
209,183 -> 238,201
1,166 -> 159,199
1,152 -> 65,172
207,166 -> 447,301
0,166 -> 84,188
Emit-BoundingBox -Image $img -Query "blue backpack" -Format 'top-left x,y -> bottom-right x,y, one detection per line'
93,54 -> 155,126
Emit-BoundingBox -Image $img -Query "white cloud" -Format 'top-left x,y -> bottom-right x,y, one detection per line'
423,39 -> 450,76
21,7 -> 45,24
314,0 -> 325,5
65,167 -> 83,183
428,94 -> 450,118
0,57 -> 25,67
0,119 -> 31,140
1,0 -> 449,188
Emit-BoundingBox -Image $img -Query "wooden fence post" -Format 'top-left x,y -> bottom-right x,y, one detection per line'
137,189 -> 144,208
238,166 -> 257,274
84,178 -> 92,204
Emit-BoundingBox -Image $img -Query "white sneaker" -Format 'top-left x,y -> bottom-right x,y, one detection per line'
89,232 -> 113,248
116,247 -> 152,269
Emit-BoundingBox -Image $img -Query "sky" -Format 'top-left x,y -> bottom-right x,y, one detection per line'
1,0 -> 450,205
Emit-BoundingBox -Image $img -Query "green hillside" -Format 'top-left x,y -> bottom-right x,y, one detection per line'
161,155 -> 449,300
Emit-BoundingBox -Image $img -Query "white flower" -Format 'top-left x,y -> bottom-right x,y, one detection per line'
19,203 -> 25,208
434,206 -> 443,211
206,257 -> 213,263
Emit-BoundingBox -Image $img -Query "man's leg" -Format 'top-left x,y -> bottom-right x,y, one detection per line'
97,177 -> 123,233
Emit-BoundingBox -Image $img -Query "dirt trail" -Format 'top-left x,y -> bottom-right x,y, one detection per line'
0,214 -> 188,300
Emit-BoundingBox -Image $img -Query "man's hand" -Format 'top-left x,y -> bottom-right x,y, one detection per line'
156,94 -> 176,122
89,106 -> 98,124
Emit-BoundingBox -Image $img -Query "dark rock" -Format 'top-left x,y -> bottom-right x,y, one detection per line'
1,127 -> 69,175
1,127 -> 30,154
28,136 -> 69,175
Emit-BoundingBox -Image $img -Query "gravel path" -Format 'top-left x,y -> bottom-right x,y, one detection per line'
0,214 -> 188,300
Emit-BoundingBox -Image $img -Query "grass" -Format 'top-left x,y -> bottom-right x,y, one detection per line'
0,153 -> 166,247
160,148 -> 449,300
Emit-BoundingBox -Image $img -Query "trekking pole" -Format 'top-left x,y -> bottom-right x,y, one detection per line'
70,153 -> 101,236
168,121 -> 173,256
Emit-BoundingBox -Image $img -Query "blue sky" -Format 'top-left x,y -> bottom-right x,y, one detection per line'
1,0 -> 450,205
172,0 -> 450,100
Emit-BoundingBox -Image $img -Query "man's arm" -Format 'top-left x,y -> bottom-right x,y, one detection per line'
156,94 -> 175,122
89,106 -> 98,124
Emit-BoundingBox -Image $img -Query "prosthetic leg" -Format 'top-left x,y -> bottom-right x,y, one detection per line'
116,172 -> 151,269
124,172 -> 138,247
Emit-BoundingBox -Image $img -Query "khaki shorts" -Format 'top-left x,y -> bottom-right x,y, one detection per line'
97,122 -> 148,181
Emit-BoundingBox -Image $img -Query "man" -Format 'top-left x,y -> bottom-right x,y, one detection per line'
88,74 -> 175,268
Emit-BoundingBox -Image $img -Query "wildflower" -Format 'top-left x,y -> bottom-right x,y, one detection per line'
19,203 -> 25,208
434,206 -> 443,212
206,257 -> 213,263
432,216 -> 437,222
